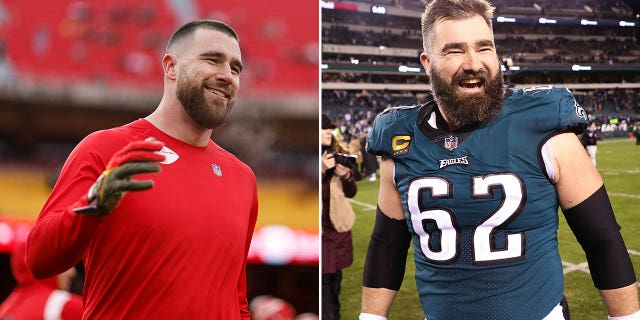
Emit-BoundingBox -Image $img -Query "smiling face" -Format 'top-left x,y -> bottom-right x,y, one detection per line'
174,28 -> 242,130
420,15 -> 504,130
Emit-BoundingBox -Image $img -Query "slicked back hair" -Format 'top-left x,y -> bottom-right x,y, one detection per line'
165,19 -> 239,55
421,0 -> 495,54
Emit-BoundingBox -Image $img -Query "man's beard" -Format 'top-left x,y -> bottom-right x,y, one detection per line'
176,71 -> 234,130
430,66 -> 505,131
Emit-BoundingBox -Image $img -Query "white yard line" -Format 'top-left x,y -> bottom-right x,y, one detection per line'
349,199 -> 377,211
562,261 -> 590,275
608,192 -> 640,199
598,138 -> 637,145
600,169 -> 640,176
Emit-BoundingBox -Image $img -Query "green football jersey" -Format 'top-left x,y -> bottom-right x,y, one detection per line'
366,86 -> 588,320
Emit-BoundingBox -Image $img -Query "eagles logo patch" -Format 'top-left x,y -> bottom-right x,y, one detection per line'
575,100 -> 587,120
392,135 -> 411,156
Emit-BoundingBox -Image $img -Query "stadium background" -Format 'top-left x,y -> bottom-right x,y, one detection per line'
322,0 -> 640,128
321,0 -> 640,318
0,0 -> 320,317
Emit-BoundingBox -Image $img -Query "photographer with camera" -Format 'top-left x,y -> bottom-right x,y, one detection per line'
321,114 -> 358,320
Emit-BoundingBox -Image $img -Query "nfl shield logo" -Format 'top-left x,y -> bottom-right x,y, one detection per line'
211,164 -> 222,177
444,136 -> 458,151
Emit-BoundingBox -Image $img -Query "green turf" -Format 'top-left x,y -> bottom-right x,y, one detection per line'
340,137 -> 640,319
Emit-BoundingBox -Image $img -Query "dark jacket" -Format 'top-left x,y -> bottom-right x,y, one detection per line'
581,128 -> 600,146
321,167 -> 357,274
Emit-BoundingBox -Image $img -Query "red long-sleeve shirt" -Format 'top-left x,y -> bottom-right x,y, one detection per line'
26,119 -> 258,319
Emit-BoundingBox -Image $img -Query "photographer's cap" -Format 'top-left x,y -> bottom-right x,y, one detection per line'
322,114 -> 336,129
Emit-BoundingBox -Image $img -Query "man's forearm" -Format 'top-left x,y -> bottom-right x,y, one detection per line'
361,287 -> 398,317
27,203 -> 102,278
600,283 -> 640,317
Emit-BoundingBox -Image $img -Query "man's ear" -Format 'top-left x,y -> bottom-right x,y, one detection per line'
419,52 -> 431,75
162,54 -> 177,80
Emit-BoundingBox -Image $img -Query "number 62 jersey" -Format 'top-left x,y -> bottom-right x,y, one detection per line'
366,87 -> 588,320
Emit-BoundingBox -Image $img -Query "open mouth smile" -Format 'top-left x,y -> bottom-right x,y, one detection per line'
458,78 -> 485,89
205,87 -> 228,101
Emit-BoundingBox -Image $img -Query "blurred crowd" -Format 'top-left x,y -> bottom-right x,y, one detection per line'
575,88 -> 640,115
345,0 -> 635,20
322,87 -> 640,162
322,1 -> 640,68
324,88 -> 640,121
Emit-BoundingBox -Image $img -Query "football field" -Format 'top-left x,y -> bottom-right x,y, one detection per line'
340,137 -> 640,319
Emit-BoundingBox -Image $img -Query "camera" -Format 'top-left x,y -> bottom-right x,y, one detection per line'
333,152 -> 357,167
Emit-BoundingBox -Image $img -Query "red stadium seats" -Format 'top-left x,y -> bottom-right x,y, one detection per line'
0,0 -> 318,94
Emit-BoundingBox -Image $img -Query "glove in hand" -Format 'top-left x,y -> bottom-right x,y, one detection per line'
74,139 -> 165,217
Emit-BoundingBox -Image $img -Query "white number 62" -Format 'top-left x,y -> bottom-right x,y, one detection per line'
407,173 -> 526,265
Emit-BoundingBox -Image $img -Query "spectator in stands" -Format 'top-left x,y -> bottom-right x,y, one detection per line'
360,0 -> 639,319
321,114 -> 357,320
581,121 -> 601,166
633,124 -> 640,145
0,240 -> 83,319
25,19 -> 258,319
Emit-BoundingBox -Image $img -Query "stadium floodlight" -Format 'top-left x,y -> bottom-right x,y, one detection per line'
379,46 -> 387,50
538,18 -> 557,24
509,66 -> 521,71
398,65 -> 422,73
321,64 -> 329,69
580,19 -> 598,26
321,1 -> 334,9
619,21 -> 636,27
321,1 -> 358,11
571,64 -> 592,71
497,16 -> 517,23
350,58 -> 359,65
371,5 -> 387,14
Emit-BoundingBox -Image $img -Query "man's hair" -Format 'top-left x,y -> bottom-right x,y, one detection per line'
165,19 -> 239,54
421,0 -> 495,53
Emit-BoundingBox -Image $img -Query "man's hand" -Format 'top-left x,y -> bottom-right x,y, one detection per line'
74,139 -> 166,217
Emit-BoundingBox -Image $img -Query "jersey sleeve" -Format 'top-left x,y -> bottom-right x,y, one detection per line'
26,131 -> 122,278
515,86 -> 588,136
238,172 -> 258,320
366,107 -> 416,157
366,110 -> 388,156
557,87 -> 588,134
